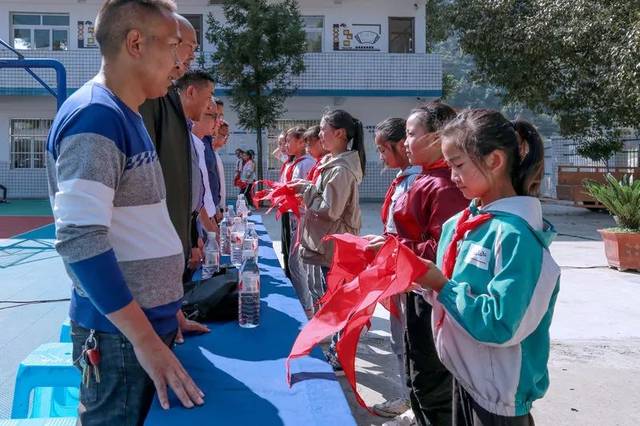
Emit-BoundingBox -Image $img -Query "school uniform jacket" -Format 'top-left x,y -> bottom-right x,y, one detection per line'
429,197 -> 561,417
299,150 -> 363,267
393,165 -> 467,261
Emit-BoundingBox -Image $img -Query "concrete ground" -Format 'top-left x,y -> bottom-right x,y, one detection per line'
1,201 -> 638,424
264,202 -> 640,426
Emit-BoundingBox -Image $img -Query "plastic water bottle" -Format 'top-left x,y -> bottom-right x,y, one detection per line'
239,250 -> 260,328
242,232 -> 257,263
219,214 -> 230,256
202,232 -> 220,280
230,217 -> 246,268
236,194 -> 249,221
246,222 -> 259,259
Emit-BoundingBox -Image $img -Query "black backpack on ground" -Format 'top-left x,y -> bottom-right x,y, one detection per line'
181,264 -> 239,322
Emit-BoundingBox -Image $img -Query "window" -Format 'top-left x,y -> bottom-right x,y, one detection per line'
389,17 -> 414,53
302,16 -> 324,53
11,13 -> 69,50
10,119 -> 52,169
183,14 -> 204,48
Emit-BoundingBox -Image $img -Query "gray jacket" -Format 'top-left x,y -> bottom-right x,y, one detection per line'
299,150 -> 363,266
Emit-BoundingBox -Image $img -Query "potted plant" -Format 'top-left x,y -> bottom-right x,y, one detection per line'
584,174 -> 640,271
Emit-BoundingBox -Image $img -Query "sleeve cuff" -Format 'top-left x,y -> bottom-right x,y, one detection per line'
436,279 -> 459,314
69,249 -> 133,315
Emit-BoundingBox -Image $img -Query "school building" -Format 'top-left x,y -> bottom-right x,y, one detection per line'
0,0 -> 441,199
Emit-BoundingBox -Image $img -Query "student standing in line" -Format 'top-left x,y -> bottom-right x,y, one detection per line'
302,125 -> 329,309
369,118 -> 422,419
282,127 -> 316,318
369,102 -> 467,426
414,109 -> 560,426
290,109 -> 366,373
277,132 -> 295,277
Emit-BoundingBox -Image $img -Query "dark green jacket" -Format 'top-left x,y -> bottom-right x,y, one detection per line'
140,87 -> 193,259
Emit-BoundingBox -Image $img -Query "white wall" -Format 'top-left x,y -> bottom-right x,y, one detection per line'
1,0 -> 426,53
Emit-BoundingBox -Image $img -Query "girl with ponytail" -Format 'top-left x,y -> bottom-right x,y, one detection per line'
412,109 -> 560,425
290,109 -> 365,373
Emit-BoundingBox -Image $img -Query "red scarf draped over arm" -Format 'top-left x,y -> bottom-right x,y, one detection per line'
286,234 -> 428,413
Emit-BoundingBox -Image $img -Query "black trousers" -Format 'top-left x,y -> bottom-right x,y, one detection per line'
405,291 -> 453,426
453,380 -> 535,426
281,212 -> 291,278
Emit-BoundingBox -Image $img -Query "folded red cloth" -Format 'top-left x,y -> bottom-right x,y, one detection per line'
286,234 -> 429,413
251,180 -> 303,219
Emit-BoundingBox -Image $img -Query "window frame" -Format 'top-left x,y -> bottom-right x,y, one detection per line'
9,118 -> 53,169
388,16 -> 415,54
10,12 -> 70,51
302,15 -> 324,53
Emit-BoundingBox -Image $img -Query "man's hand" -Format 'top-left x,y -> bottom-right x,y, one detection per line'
107,302 -> 205,410
133,336 -> 205,410
175,310 -> 210,344
187,247 -> 202,270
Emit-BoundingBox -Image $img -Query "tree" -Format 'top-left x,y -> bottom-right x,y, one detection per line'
428,0 -> 639,142
206,0 -> 306,183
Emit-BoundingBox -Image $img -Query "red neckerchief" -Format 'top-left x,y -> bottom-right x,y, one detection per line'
381,175 -> 407,226
286,234 -> 428,414
436,206 -> 493,328
284,156 -> 305,183
422,157 -> 449,173
279,161 -> 289,181
307,154 -> 329,183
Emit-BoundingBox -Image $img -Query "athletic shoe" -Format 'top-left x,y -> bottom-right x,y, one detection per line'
372,398 -> 411,418
381,408 -> 417,426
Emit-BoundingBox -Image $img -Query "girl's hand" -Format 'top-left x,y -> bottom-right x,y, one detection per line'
287,179 -> 309,194
364,235 -> 387,254
416,259 -> 448,292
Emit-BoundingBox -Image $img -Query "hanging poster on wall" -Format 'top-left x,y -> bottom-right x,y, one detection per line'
332,23 -> 382,51
77,21 -> 97,48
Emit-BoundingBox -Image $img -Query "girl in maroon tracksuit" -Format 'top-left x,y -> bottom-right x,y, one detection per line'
376,102 -> 467,426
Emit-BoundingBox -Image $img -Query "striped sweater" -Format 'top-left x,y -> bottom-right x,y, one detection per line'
46,81 -> 184,335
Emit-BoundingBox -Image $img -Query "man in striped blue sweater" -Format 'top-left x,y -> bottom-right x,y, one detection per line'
46,1 -> 203,423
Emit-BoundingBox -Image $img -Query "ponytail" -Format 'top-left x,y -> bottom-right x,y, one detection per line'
351,118 -> 366,176
321,109 -> 367,176
441,109 -> 544,197
512,120 -> 544,196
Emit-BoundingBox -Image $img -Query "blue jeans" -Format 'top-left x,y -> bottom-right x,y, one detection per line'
71,322 -> 177,426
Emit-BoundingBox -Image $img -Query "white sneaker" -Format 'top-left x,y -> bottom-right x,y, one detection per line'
373,398 -> 411,418
381,408 -> 416,426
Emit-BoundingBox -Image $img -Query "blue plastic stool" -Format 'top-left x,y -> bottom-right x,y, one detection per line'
11,343 -> 80,419
0,418 -> 77,425
58,319 -> 71,343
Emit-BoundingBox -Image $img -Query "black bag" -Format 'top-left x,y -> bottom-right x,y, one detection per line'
181,265 -> 239,322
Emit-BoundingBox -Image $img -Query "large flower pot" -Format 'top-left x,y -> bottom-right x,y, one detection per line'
598,229 -> 640,271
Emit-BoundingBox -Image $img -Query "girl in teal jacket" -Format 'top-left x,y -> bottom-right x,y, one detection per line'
414,109 -> 561,425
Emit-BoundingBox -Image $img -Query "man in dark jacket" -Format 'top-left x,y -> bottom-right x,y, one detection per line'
140,14 -> 198,270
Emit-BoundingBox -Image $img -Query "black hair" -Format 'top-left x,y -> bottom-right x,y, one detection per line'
303,125 -> 321,141
321,109 -> 366,176
441,109 -> 545,196
213,97 -> 224,106
409,100 -> 457,133
175,69 -> 214,91
245,149 -> 255,160
286,126 -> 307,140
375,117 -> 406,143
